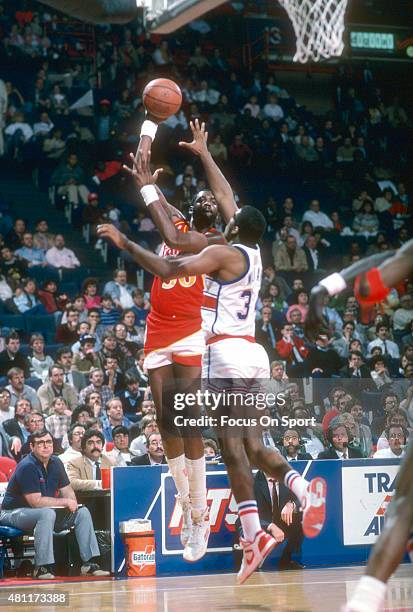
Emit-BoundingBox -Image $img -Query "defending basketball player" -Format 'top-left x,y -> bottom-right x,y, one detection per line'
306,240 -> 413,612
97,156 -> 327,586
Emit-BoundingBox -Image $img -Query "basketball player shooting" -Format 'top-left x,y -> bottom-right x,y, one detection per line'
306,239 -> 413,612
97,155 -> 327,586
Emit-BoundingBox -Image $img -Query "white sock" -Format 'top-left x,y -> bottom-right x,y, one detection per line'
238,500 -> 261,541
168,454 -> 189,500
284,470 -> 308,501
347,575 -> 387,612
407,534 -> 413,562
185,456 -> 207,519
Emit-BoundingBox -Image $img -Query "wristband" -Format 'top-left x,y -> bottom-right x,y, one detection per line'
319,272 -> 347,296
140,185 -> 158,206
140,119 -> 158,141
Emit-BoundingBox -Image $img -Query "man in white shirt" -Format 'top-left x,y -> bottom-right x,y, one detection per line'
302,200 -> 333,230
393,294 -> 413,332
45,234 -> 80,269
367,324 -> 400,359
373,425 -> 406,459
263,94 -> 284,122
0,388 -> 14,424
103,269 -> 135,309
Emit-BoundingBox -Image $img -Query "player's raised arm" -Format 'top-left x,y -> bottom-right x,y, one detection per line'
38,0 -> 138,23
123,151 -> 225,253
179,120 -> 238,223
96,223 -> 232,279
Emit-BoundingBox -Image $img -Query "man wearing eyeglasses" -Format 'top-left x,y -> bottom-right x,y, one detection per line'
132,432 -> 167,466
373,425 -> 407,459
0,429 -> 109,579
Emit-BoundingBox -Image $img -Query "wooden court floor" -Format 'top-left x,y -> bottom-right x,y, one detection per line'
0,565 -> 412,611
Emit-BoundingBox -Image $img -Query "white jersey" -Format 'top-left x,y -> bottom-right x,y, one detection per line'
201,244 -> 262,341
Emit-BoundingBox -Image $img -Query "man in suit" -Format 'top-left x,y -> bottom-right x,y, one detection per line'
339,350 -> 371,380
66,429 -> 115,491
37,365 -> 79,415
255,306 -> 278,361
281,429 -> 313,461
132,432 -> 166,466
0,332 -> 30,378
237,470 -> 305,571
303,235 -> 325,276
318,418 -> 363,459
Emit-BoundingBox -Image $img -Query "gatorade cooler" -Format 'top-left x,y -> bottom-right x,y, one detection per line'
123,531 -> 156,577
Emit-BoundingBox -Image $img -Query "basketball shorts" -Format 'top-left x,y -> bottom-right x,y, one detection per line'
144,329 -> 205,370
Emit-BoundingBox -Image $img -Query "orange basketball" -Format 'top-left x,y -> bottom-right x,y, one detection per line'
142,78 -> 182,121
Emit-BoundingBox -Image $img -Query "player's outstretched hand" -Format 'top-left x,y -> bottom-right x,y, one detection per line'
123,151 -> 163,187
178,118 -> 209,157
305,284 -> 329,342
96,224 -> 129,250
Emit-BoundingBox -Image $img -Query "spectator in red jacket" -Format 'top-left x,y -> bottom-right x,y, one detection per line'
276,322 -> 309,376
37,279 -> 68,313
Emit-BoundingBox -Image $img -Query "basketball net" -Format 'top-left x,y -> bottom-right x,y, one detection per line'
278,0 -> 348,62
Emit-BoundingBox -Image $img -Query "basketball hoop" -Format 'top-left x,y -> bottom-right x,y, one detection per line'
278,0 -> 349,63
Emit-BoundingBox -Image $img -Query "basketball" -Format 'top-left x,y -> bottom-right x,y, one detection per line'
142,78 -> 182,121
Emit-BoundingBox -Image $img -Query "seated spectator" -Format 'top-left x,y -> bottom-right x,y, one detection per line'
131,432 -> 166,465
370,356 -> 393,390
0,246 -> 27,288
33,219 -> 55,251
339,350 -> 371,379
276,322 -> 308,376
104,425 -> 134,466
204,438 -> 219,461
58,423 -> 86,465
0,428 -> 109,579
267,361 -> 289,397
55,347 -> 84,390
82,277 -> 101,309
113,323 -> 135,365
12,278 -> 46,315
0,332 -> 30,377
0,388 -> 14,424
281,429 -> 313,461
82,193 -> 105,237
352,201 -> 379,237
38,279 -> 68,314
318,418 -> 363,459
119,373 -> 143,421
129,416 -> 159,456
19,412 -> 62,458
15,233 -> 47,268
126,348 -> 149,388
72,334 -> 101,374
304,333 -> 342,378
373,424 -> 407,459
38,364 -> 79,414
66,428 -> 115,491
29,333 -> 54,382
120,309 -> 143,345
274,235 -> 308,277
332,321 -> 364,359
103,355 -> 125,394
4,112 -> 33,159
286,290 -> 309,322
101,397 -> 132,442
348,400 -> 373,457
51,153 -> 90,207
336,137 -> 355,163
103,269 -> 136,310
70,321 -> 93,354
55,308 -> 80,344
367,324 -> 400,359
374,188 -> 393,214
393,294 -> 413,335
99,294 -> 121,326
45,234 -> 80,269
255,306 -> 277,361
79,368 -> 114,406
45,398 -> 71,441
302,200 -> 333,231
3,397 -> 32,444
6,367 -> 40,409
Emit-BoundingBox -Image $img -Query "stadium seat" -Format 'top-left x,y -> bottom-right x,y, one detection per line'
0,526 -> 25,578
58,282 -> 79,299
0,458 -> 17,480
29,267 -> 60,284
0,314 -> 26,332
24,315 -> 57,343
46,344 -> 65,360
25,377 -> 43,391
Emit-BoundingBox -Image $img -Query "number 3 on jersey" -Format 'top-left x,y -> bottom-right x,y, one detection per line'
237,289 -> 252,320
162,276 -> 197,289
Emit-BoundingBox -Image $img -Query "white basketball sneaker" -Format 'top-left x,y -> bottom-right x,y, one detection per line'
236,530 -> 277,585
183,508 -> 210,562
176,494 -> 192,547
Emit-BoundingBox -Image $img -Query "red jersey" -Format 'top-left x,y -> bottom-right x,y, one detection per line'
145,219 -> 206,353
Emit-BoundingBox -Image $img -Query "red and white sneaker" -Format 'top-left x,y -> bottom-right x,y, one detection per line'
301,477 -> 327,538
236,530 -> 277,585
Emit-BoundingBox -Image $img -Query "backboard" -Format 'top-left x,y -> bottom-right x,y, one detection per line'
142,0 -> 228,34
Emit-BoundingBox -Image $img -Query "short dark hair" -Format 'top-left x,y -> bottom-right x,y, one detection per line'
349,350 -> 363,360
376,323 -> 389,333
112,425 -> 129,438
235,205 -> 267,244
71,405 -> 92,424
29,429 -> 53,446
68,423 -> 86,444
81,428 -> 105,450
56,346 -> 73,360
6,332 -> 20,345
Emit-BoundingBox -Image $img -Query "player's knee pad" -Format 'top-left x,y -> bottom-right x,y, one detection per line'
354,268 -> 390,305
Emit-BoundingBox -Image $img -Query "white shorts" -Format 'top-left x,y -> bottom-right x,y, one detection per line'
144,329 -> 205,370
202,338 -> 270,391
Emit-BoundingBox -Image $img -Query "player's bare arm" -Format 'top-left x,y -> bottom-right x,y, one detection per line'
123,151 -> 226,253
97,224 -> 243,281
38,0 -> 138,23
179,119 -> 238,223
